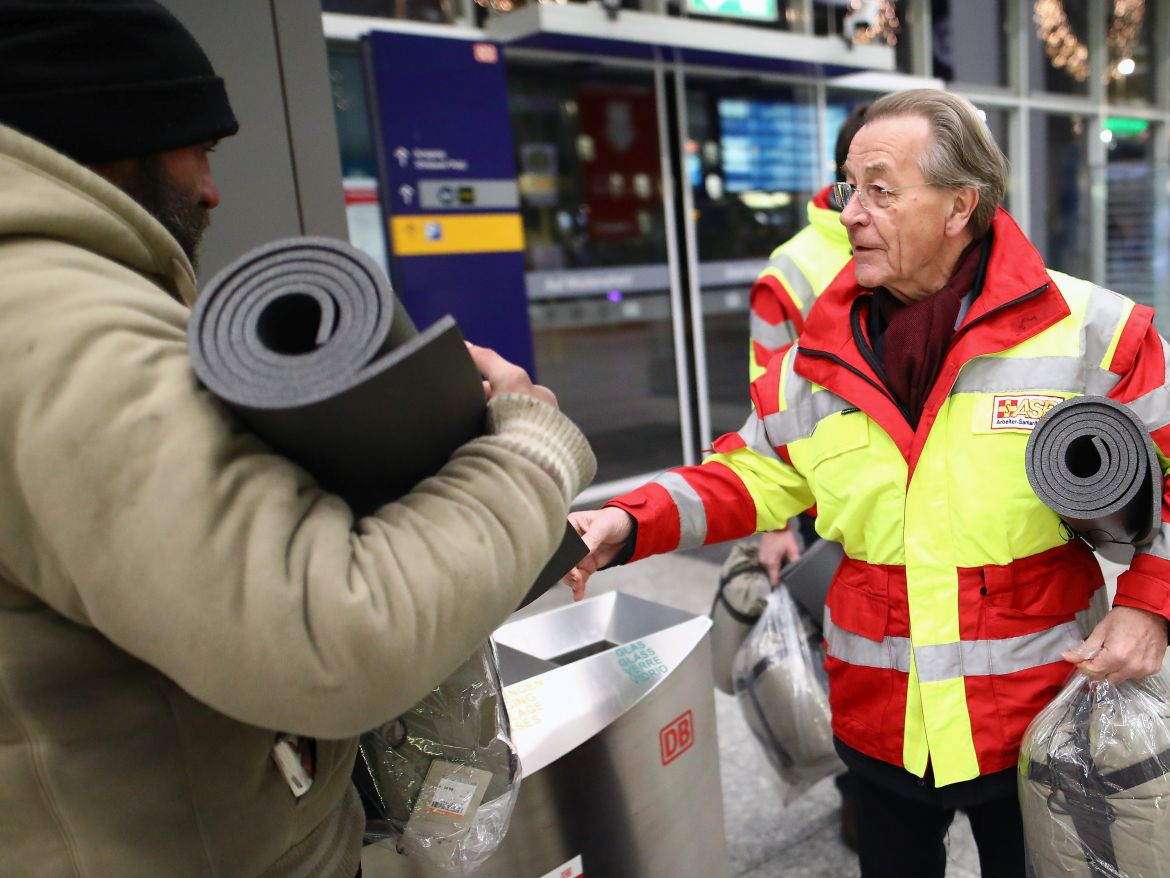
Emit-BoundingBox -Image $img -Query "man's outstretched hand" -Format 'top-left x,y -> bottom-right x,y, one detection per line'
563,507 -> 635,600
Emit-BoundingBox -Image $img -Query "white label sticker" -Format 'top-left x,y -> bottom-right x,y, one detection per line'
538,854 -> 584,878
427,775 -> 479,818
404,760 -> 493,840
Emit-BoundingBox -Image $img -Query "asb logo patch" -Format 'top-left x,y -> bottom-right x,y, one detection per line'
990,394 -> 1062,431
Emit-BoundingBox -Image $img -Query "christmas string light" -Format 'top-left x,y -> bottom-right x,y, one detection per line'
847,0 -> 901,47
1033,0 -> 1145,83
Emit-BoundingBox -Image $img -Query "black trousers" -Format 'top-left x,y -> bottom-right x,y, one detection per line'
851,769 -> 1026,878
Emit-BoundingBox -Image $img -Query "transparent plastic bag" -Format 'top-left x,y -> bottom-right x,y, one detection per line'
732,586 -> 842,803
355,639 -> 520,874
709,542 -> 771,695
1018,672 -> 1170,878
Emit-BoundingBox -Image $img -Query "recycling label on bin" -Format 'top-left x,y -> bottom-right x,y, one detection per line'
538,854 -> 583,878
615,640 -> 668,684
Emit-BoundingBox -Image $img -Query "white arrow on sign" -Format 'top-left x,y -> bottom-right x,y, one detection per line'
398,184 -> 415,205
393,146 -> 410,167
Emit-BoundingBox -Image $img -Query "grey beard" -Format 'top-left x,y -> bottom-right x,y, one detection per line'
122,156 -> 210,272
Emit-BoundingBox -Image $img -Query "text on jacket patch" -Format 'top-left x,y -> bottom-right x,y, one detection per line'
990,394 -> 1063,431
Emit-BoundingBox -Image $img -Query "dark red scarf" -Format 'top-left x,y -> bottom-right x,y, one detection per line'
875,237 -> 987,426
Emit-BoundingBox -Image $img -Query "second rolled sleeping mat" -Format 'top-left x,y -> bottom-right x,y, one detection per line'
1025,396 -> 1162,560
188,236 -> 582,602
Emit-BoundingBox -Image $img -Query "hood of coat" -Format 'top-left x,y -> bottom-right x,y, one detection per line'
0,123 -> 197,306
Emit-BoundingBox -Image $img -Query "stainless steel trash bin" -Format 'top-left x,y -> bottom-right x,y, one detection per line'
364,591 -> 729,878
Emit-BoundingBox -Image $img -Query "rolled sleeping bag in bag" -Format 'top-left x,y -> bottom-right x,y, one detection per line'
1019,674 -> 1170,878
732,587 -> 842,802
709,542 -> 770,695
711,539 -> 844,695
356,640 -> 521,870
1026,396 -> 1162,565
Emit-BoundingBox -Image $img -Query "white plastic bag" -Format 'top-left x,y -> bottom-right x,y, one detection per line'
1018,673 -> 1170,878
732,587 -> 842,803
355,639 -> 520,874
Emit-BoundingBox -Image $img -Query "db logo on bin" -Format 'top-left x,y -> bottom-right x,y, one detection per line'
659,709 -> 694,766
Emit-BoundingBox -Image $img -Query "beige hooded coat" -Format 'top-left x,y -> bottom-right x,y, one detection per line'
0,124 -> 595,877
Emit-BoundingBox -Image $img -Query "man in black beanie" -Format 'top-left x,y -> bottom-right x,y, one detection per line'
0,2 -> 597,878
0,0 -> 239,268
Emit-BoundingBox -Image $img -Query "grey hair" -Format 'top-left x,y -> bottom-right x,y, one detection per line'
864,89 -> 1008,238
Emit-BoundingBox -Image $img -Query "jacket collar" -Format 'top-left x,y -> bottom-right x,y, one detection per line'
793,208 -> 1070,461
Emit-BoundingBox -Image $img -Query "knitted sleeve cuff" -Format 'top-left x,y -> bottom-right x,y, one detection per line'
484,393 -> 597,503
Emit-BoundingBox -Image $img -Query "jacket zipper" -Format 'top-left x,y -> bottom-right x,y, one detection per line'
798,344 -> 913,424
946,282 -> 1049,349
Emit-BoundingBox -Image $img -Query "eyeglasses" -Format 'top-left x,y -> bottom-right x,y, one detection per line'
832,181 -> 935,211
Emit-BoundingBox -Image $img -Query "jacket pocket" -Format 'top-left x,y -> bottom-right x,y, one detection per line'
981,543 -> 1099,628
826,560 -> 889,642
808,410 -> 870,468
824,560 -> 895,738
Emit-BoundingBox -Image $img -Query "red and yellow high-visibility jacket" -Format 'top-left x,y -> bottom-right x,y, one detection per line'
608,209 -> 1170,786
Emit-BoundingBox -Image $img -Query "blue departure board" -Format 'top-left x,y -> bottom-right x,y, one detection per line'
717,99 -> 847,193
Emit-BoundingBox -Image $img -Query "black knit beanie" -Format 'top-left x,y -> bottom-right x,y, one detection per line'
0,0 -> 239,164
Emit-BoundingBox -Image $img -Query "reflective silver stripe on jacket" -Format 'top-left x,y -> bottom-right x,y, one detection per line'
732,410 -> 786,461
757,348 -> 856,448
1084,280 -> 1132,361
1137,520 -> 1170,563
913,623 -> 1082,682
767,251 -> 815,314
750,311 -> 797,352
950,281 -> 1133,398
762,388 -> 856,448
653,471 -> 708,548
822,611 -> 912,672
1125,337 -> 1170,432
949,355 -> 1118,397
823,611 -> 1081,680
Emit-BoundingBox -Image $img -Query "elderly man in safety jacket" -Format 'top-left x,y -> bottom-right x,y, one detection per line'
567,89 -> 1170,878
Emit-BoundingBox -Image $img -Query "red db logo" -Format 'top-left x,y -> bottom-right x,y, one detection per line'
659,709 -> 694,766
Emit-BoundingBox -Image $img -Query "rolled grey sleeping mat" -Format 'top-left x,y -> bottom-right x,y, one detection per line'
780,538 -> 845,632
709,542 -> 770,695
1025,396 -> 1162,564
189,237 -> 583,605
1019,678 -> 1170,878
